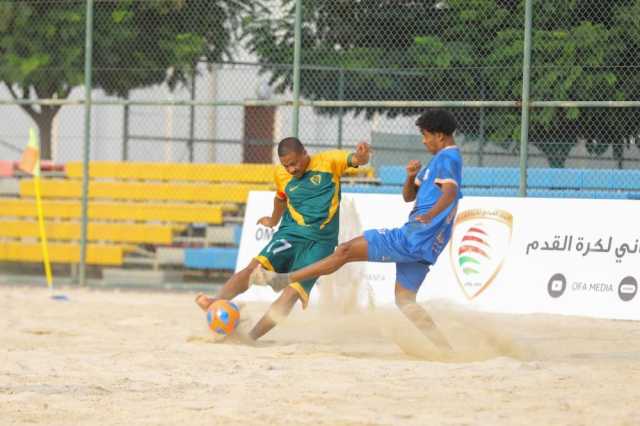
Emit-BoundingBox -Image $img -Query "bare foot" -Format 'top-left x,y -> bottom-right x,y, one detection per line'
195,293 -> 217,312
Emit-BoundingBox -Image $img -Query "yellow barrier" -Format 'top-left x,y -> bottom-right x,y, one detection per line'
20,180 -> 272,204
65,161 -> 376,181
0,242 -> 123,265
4,160 -> 375,268
0,220 -> 177,244
0,199 -> 226,223
65,161 -> 276,183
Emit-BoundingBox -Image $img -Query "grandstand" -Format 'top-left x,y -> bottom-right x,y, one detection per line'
0,159 -> 374,282
2,156 -> 638,284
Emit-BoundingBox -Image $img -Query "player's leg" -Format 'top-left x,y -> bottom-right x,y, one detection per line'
244,238 -> 317,339
248,238 -> 335,339
195,232 -> 295,311
194,258 -> 262,311
248,286 -> 300,340
251,235 -> 369,290
291,236 -> 368,282
394,262 -> 452,351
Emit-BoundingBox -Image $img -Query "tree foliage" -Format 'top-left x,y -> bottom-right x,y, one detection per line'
0,0 -> 251,159
246,0 -> 640,167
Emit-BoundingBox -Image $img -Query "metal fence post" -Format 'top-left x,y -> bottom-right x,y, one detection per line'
337,67 -> 345,149
122,95 -> 129,161
188,68 -> 196,162
79,0 -> 94,286
519,0 -> 533,197
292,0 -> 302,138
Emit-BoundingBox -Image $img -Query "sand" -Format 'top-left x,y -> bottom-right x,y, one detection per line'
2,285 -> 640,426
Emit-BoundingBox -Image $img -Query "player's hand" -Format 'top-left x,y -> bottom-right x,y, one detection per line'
354,141 -> 372,165
406,160 -> 421,178
415,212 -> 433,224
257,216 -> 276,227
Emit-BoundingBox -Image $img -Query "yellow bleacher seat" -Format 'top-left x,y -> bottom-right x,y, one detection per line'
0,242 -> 123,265
4,161 -> 375,269
65,161 -> 376,182
20,180 -> 272,203
0,199 -> 226,223
0,220 -> 177,244
65,161 -> 276,183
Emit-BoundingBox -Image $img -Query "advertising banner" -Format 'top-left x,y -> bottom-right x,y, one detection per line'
237,191 -> 640,320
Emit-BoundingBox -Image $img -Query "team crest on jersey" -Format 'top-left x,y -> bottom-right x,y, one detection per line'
310,174 -> 322,185
449,208 -> 513,300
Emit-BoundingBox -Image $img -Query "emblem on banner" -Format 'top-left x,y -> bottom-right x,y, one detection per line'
449,208 -> 513,299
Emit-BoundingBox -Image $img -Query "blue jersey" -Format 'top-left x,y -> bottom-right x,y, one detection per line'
403,146 -> 463,262
362,145 -> 463,290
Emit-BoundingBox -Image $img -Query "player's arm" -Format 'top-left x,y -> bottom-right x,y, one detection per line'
258,169 -> 288,227
257,195 -> 287,227
403,160 -> 421,202
415,182 -> 458,223
349,141 -> 371,166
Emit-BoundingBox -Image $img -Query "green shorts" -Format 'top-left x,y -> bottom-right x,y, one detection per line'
255,229 -> 336,308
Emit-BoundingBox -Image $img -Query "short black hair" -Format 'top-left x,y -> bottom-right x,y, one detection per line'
277,137 -> 305,156
415,109 -> 457,136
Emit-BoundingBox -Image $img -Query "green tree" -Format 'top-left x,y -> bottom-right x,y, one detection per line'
0,0 -> 251,160
485,0 -> 638,168
246,0 -> 640,168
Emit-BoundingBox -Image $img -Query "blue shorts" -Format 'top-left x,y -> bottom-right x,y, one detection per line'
363,228 -> 432,292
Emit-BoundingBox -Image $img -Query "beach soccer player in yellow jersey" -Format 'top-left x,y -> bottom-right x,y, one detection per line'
195,137 -> 371,340
252,110 -> 463,352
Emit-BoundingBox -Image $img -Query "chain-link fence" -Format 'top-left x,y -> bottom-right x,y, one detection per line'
1,0 -> 639,281
2,1 -> 639,166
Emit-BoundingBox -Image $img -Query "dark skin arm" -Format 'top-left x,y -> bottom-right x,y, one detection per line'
350,141 -> 372,167
257,196 -> 287,227
403,160 -> 421,202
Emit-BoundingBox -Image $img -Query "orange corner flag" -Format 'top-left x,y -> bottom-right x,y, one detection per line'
18,128 -> 40,176
19,128 -> 54,292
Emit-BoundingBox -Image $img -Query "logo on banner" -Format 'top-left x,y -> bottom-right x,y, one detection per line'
449,209 -> 513,299
255,227 -> 274,242
547,273 -> 567,298
618,276 -> 638,302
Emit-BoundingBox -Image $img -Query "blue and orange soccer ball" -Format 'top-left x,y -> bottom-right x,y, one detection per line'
207,299 -> 240,336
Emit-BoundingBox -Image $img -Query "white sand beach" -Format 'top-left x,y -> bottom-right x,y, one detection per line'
2,285 -> 640,425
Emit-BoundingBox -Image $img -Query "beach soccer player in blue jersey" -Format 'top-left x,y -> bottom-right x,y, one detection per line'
251,109 -> 463,351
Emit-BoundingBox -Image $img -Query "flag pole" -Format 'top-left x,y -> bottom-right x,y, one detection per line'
34,171 -> 53,292
19,128 -> 55,296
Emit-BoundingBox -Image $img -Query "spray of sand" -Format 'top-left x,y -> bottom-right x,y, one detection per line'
201,293 -> 533,363
199,197 -> 532,362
